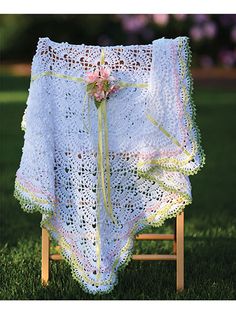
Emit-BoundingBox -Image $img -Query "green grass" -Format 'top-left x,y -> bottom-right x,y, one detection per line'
0,74 -> 236,300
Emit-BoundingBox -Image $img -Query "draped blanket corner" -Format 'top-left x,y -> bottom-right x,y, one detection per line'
13,36 -> 205,295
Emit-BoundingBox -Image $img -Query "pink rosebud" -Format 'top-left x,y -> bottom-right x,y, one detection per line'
99,67 -> 111,80
84,64 -> 120,104
85,71 -> 99,83
96,81 -> 104,92
94,90 -> 105,101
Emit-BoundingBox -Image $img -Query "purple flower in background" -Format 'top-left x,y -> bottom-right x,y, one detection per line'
115,13 -> 236,68
231,25 -> 236,42
193,14 -> 209,24
219,14 -> 236,27
190,25 -> 203,41
141,27 -> 154,41
203,21 -> 217,39
121,15 -> 148,33
153,14 -> 169,27
190,21 -> 217,41
219,15 -> 230,27
218,49 -> 236,67
174,14 -> 187,22
200,55 -> 214,68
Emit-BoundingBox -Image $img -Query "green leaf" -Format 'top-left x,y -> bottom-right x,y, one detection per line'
94,99 -> 101,109
103,80 -> 110,92
86,82 -> 96,93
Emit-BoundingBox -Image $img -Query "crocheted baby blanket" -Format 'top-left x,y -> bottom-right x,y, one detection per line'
13,36 -> 205,295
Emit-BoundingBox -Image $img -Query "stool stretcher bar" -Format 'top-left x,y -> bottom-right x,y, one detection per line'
50,253 -> 177,261
42,211 -> 184,292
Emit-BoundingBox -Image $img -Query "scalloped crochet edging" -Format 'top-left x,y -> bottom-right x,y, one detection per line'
13,177 -> 190,295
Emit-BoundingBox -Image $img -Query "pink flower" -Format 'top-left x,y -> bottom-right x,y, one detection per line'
94,90 -> 105,101
99,67 -> 111,80
84,65 -> 120,104
85,70 -> 99,83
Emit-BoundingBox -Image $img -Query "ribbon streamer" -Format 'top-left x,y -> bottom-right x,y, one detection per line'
96,48 -> 118,225
82,48 -> 149,225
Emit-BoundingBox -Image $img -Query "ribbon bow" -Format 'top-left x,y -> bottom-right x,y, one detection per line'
82,48 -> 148,226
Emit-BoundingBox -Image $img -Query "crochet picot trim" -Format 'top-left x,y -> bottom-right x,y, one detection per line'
14,36 -> 205,295
137,37 -> 205,177
14,176 -> 189,295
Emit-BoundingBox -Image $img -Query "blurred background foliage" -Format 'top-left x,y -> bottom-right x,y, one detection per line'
0,14 -> 236,67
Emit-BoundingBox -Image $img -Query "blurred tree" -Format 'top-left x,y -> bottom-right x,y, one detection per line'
0,14 -> 235,67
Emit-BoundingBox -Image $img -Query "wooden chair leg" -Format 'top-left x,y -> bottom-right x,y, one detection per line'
41,215 -> 184,291
173,219 -> 177,254
41,227 -> 50,286
176,210 -> 184,292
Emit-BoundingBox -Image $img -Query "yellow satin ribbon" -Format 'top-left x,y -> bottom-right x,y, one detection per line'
82,48 -> 148,225
93,48 -> 150,225
93,48 -> 152,226
96,48 -> 118,225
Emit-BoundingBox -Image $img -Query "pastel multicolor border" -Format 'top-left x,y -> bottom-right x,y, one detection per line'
14,37 -> 205,295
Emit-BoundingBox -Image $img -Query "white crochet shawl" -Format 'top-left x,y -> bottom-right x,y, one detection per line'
14,36 -> 205,295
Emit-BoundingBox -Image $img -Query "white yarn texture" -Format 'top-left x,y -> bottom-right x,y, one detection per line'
14,36 -> 205,294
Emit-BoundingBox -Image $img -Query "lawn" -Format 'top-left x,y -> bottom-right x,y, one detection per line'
0,74 -> 236,300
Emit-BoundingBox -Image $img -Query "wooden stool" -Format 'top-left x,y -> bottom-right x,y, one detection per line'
41,210 -> 184,292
